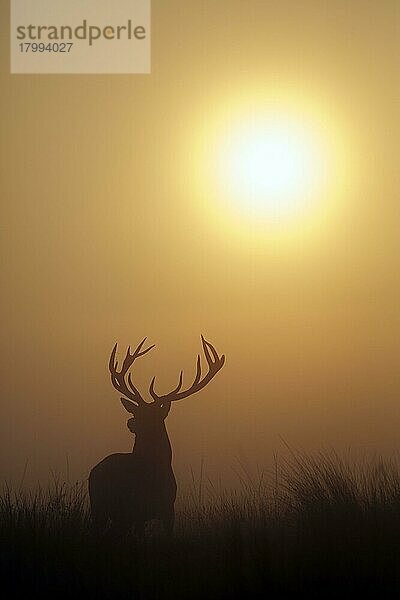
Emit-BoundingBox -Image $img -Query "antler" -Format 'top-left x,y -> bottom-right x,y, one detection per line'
149,335 -> 225,403
109,338 -> 155,406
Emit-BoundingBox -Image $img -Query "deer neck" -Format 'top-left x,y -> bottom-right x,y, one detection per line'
131,422 -> 172,466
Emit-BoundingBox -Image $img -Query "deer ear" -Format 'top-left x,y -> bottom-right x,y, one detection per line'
120,397 -> 137,414
127,418 -> 136,433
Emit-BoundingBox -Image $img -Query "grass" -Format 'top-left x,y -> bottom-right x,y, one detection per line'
2,451 -> 400,598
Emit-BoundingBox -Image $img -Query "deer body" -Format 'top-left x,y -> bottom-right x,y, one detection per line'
89,424 -> 176,533
89,336 -> 224,535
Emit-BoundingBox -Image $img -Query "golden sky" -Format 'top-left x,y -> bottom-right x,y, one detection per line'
0,0 -> 399,486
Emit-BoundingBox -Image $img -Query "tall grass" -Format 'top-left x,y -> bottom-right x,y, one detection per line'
2,451 -> 400,598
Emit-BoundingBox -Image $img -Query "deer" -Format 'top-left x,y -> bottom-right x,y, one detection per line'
89,335 -> 225,536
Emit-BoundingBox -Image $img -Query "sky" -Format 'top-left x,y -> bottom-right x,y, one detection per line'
0,0 -> 399,488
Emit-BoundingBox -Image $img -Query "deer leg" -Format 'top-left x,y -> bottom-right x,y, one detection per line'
90,510 -> 109,534
133,519 -> 145,540
162,508 -> 175,537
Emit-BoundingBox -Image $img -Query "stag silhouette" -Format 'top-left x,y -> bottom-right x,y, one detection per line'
89,336 -> 225,536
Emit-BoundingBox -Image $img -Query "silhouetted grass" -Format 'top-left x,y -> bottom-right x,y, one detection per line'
2,451 -> 400,598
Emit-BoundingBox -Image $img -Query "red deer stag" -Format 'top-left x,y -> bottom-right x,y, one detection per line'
89,336 -> 225,535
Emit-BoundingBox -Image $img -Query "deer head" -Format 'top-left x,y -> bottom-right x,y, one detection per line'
109,336 -> 225,434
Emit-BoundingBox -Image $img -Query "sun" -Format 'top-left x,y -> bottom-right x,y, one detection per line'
180,93 -> 353,242
217,117 -> 326,221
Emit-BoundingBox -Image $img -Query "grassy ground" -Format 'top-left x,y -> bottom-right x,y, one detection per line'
1,451 -> 400,598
